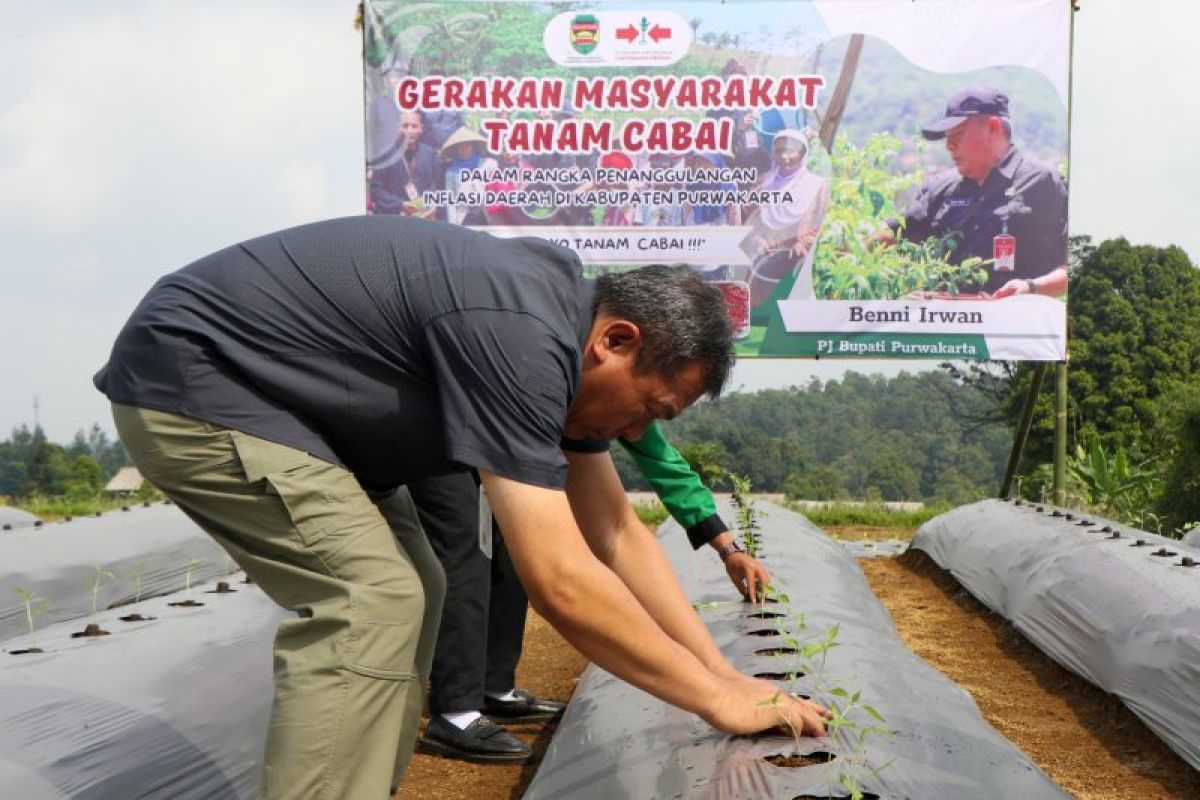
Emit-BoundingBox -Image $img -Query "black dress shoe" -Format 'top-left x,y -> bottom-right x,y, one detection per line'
483,688 -> 567,723
417,715 -> 532,764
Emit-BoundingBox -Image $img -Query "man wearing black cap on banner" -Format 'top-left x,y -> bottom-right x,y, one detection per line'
882,85 -> 1068,298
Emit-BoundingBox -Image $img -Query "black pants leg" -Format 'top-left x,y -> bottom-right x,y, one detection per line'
406,472 -> 488,716
484,519 -> 529,696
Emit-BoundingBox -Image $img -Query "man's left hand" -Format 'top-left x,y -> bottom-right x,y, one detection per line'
992,278 -> 1031,298
725,552 -> 771,602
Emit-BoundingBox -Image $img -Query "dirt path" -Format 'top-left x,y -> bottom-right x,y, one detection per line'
393,612 -> 587,800
860,550 -> 1200,800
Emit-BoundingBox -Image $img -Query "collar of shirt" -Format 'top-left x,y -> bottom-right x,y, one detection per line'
575,279 -> 597,350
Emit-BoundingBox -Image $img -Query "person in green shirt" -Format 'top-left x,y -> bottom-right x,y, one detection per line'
409,421 -> 771,765
619,421 -> 771,601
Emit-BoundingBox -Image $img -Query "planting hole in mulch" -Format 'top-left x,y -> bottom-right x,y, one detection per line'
71,623 -> 110,638
119,614 -> 156,622
168,599 -> 205,607
793,794 -> 880,800
746,611 -> 786,619
10,648 -> 45,655
747,628 -> 784,637
1150,548 -> 1176,558
756,646 -> 799,656
765,750 -> 837,768
1178,556 -> 1197,567
1131,539 -> 1150,547
206,582 -> 237,594
753,671 -> 805,681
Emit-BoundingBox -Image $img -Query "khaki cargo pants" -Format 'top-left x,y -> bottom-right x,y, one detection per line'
112,404 -> 446,800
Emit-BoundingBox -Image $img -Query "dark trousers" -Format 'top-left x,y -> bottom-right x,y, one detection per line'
406,472 -> 528,715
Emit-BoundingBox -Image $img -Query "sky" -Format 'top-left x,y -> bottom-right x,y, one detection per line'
1,0 -> 1196,442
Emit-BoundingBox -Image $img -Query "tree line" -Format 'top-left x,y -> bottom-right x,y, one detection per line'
0,424 -> 130,499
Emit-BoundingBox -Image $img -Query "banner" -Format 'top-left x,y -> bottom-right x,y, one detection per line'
362,0 -> 1070,360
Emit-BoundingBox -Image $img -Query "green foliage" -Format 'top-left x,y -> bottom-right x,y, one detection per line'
728,473 -> 764,557
812,133 -> 988,300
782,464 -> 846,501
792,502 -> 952,531
658,371 -> 1008,502
951,236 -> 1200,529
632,500 -> 668,528
0,423 -> 129,499
677,441 -> 728,490
1151,388 -> 1200,534
65,455 -> 105,500
1067,431 -> 1159,517
11,494 -> 132,522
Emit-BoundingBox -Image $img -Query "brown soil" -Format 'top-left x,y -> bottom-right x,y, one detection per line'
119,614 -> 155,622
167,599 -> 205,607
71,623 -> 110,638
860,550 -> 1200,800
747,627 -> 784,637
393,611 -> 587,800
755,646 -> 799,656
765,750 -> 836,768
826,525 -> 916,542
9,647 -> 44,655
205,582 -> 237,594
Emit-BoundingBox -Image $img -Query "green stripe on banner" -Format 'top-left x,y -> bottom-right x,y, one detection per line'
758,332 -> 991,359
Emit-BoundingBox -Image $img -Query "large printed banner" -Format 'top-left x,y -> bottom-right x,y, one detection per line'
362,0 -> 1070,360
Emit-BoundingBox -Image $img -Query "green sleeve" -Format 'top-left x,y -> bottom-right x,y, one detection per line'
619,421 -> 729,549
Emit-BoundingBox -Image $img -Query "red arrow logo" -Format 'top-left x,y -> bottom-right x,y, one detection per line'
616,24 -> 637,42
649,24 -> 672,43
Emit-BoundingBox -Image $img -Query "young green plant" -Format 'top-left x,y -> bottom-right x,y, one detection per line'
13,587 -> 49,645
129,560 -> 146,604
184,557 -> 204,595
822,687 -> 896,800
89,564 -> 116,615
729,472 -> 765,558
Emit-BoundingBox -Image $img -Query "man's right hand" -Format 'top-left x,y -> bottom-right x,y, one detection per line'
702,676 -> 830,737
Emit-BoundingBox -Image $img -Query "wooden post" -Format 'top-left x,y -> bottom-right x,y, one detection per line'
818,34 -> 864,154
1053,361 -> 1068,505
999,363 -> 1048,498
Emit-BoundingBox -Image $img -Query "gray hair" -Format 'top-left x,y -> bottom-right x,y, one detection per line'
594,265 -> 735,399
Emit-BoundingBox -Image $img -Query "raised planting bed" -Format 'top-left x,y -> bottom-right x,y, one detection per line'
0,573 -> 285,799
0,506 -> 42,532
0,503 -> 237,641
523,500 -> 1068,799
913,498 -> 1200,772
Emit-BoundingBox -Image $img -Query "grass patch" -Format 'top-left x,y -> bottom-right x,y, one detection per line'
633,499 -> 669,528
5,494 -> 156,522
789,501 -> 952,531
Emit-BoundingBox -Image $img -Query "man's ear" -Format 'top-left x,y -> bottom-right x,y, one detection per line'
593,319 -> 642,363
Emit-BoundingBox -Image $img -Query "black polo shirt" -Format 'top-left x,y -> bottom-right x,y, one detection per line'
95,216 -> 593,491
900,145 -> 1067,293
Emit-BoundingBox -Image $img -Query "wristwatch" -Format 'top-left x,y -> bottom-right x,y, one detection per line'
1025,279 -> 1037,295
717,540 -> 746,562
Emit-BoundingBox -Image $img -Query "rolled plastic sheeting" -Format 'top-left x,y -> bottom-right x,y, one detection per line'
0,573 -> 285,799
1183,526 -> 1200,550
0,506 -> 42,531
912,499 -> 1200,771
0,504 -> 237,641
525,501 -> 1068,800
